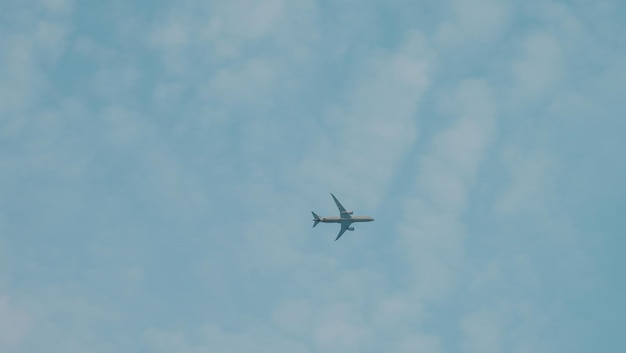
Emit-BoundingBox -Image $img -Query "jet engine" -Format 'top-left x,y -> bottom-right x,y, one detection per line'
342,211 -> 354,215
347,227 -> 355,231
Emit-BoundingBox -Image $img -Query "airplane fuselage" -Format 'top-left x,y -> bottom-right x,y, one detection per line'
319,216 -> 374,223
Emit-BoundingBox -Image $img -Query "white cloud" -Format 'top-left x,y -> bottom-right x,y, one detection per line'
459,256 -> 549,353
143,328 -> 191,352
272,299 -> 313,336
527,1 -> 588,46
494,147 -> 557,215
151,17 -> 190,49
92,66 -> 141,102
101,105 -> 153,147
0,297 -> 31,346
199,58 -> 276,109
460,306 -> 505,353
511,33 -> 566,101
398,79 -> 496,301
148,0 -> 318,73
152,81 -> 185,112
40,0 -> 74,15
0,36 -> 44,114
209,0 -> 287,41
460,302 -> 550,353
0,1 -> 72,131
143,324 -> 309,353
2,1 -> 621,352
312,302 -> 368,353
395,333 -> 443,353
375,295 -> 424,328
436,0 -> 512,50
466,256 -> 540,296
292,32 -> 431,206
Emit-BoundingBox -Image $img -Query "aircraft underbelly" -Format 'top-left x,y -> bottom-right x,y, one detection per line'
323,218 -> 343,223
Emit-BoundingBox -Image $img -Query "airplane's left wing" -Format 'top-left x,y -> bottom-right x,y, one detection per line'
335,223 -> 349,241
330,193 -> 351,218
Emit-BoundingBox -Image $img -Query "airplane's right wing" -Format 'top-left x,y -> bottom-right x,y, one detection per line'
335,223 -> 349,241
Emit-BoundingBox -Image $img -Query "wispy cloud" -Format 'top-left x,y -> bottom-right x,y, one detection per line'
291,31 -> 431,204
398,79 -> 496,301
0,297 -> 30,346
1,0 -> 625,352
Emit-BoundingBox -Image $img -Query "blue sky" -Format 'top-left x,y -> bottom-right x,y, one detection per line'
1,0 -> 625,352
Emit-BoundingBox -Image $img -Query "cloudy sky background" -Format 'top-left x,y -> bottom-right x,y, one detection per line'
1,0 -> 625,352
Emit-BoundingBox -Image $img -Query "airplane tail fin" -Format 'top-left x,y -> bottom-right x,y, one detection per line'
312,211 -> 321,228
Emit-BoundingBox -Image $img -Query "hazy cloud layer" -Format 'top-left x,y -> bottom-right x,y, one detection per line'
1,0 -> 624,352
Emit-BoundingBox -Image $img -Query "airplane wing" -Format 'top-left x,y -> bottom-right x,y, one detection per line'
335,223 -> 349,241
330,193 -> 351,219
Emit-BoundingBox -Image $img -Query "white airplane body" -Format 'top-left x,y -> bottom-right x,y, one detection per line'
312,193 -> 374,241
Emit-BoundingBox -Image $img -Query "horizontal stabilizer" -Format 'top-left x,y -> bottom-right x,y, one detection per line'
312,211 -> 321,228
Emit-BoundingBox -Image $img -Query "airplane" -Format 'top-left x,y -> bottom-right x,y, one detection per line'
311,193 -> 374,241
